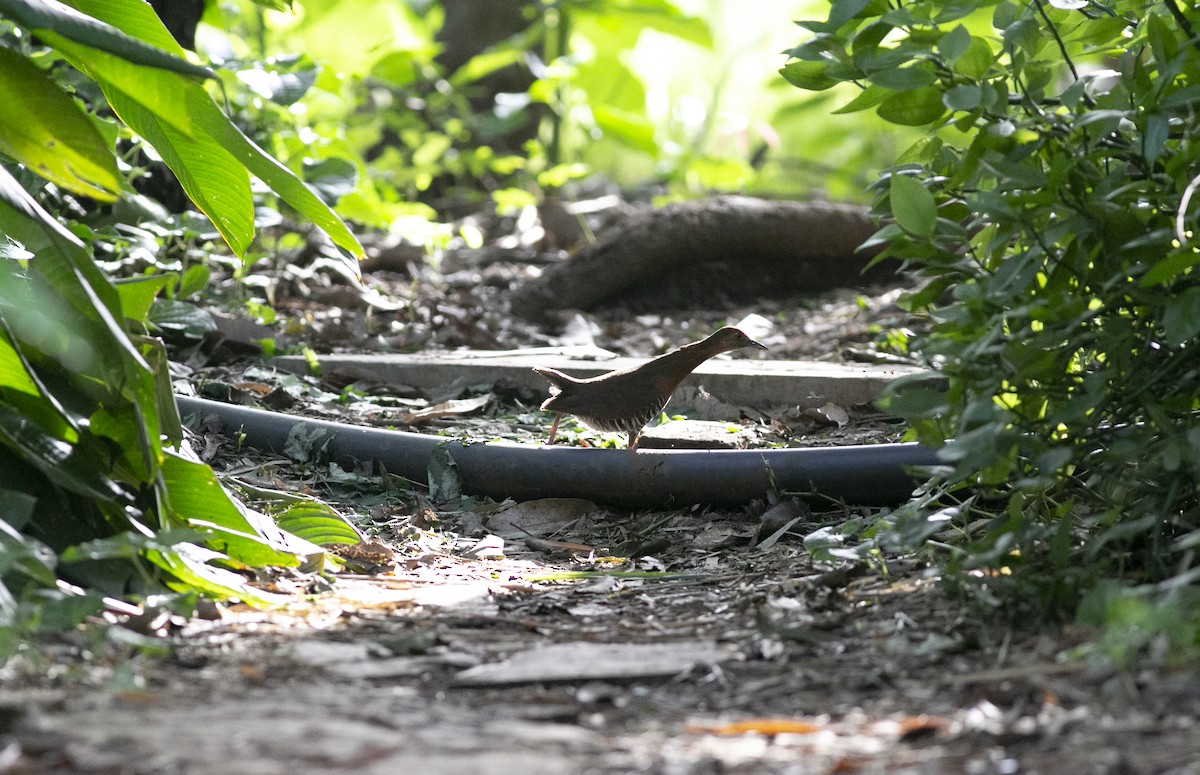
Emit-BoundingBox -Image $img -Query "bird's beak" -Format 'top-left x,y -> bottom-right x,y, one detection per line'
747,337 -> 767,350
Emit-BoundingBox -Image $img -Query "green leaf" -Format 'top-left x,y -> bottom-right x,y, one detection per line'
160,450 -> 303,567
50,1 -> 361,261
143,542 -> 286,605
177,264 -> 211,299
148,298 -> 217,339
0,328 -> 42,400
0,497 -> 56,585
780,60 -> 839,91
867,64 -> 936,91
797,0 -> 870,33
428,444 -> 463,504
943,83 -> 982,111
938,24 -> 971,63
890,174 -> 938,238
832,84 -> 891,114
37,32 -> 196,138
0,46 -> 122,201
199,100 -> 364,261
0,399 -> 126,500
877,87 -> 945,126
954,36 -> 994,79
1163,288 -> 1200,347
0,168 -> 158,431
104,86 -> 254,255
274,504 -> 362,546
593,105 -> 658,155
113,275 -> 171,323
1140,251 -> 1200,287
0,0 -> 213,80
448,47 -> 526,88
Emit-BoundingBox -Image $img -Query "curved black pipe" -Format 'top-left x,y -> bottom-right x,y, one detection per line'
177,395 -> 939,508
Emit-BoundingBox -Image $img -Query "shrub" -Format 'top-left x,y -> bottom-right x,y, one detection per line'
785,0 -> 1200,625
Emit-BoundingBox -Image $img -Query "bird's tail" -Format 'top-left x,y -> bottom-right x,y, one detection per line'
532,366 -> 574,397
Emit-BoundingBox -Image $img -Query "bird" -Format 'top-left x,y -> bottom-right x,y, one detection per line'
533,326 -> 767,450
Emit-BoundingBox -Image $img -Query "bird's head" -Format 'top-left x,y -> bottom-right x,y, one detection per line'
707,326 -> 768,353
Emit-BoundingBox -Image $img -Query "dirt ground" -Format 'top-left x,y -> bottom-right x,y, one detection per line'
4,219 -> 1200,774
5,496 -> 1199,774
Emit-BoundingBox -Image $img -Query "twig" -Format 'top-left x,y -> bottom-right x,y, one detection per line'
1032,0 -> 1079,81
1163,0 -> 1199,50
1175,170 -> 1200,245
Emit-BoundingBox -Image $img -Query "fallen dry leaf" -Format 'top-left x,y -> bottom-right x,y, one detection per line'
686,718 -> 824,736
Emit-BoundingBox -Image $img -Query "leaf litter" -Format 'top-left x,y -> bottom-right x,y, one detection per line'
5,226 -> 1200,774
6,432 -> 1199,774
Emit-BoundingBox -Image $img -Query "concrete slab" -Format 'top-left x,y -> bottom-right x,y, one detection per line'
272,350 -> 927,409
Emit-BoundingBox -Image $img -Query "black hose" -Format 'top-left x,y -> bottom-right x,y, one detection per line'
177,395 -> 939,508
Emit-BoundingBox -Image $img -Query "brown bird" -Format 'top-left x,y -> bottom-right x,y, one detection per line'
533,326 -> 767,449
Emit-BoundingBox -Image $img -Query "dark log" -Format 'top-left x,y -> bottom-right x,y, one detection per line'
509,196 -> 892,317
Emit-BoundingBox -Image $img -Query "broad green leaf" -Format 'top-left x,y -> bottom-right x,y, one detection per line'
160,450 -> 301,568
807,0 -> 870,32
0,328 -> 41,399
40,32 -> 196,139
143,542 -> 285,605
0,167 -> 153,410
138,335 -> 181,447
449,48 -> 526,88
229,480 -> 363,546
867,64 -> 937,91
1140,250 -> 1200,287
177,264 -> 211,299
67,0 -> 181,51
113,274 -> 172,323
832,84 -> 891,114
593,105 -> 658,155
1163,288 -> 1200,347
938,24 -> 971,63
100,84 -> 255,256
954,36 -> 994,80
944,83 -> 982,111
149,298 -> 218,339
274,504 -> 362,546
197,99 -> 364,261
0,46 -> 121,201
88,403 -> 157,483
0,494 -> 52,576
0,400 -> 125,500
0,0 -> 213,80
235,61 -> 317,106
877,87 -> 945,126
890,173 -> 937,238
780,60 -> 839,91
0,321 -> 79,445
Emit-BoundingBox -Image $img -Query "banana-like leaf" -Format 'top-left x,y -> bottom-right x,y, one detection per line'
44,31 -> 197,138
0,0 -> 213,80
0,46 -> 121,200
101,84 -> 255,256
160,450 -> 305,569
58,0 -> 363,261
145,543 -> 286,606
272,504 -> 363,546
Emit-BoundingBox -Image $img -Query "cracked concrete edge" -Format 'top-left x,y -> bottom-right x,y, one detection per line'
271,352 -> 939,410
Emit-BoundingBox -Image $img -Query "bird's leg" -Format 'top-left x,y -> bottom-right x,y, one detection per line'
628,431 -> 640,453
546,413 -> 562,445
